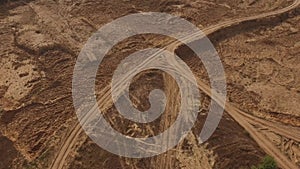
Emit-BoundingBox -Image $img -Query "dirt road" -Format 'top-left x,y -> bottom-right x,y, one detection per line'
167,57 -> 300,168
46,0 -> 300,168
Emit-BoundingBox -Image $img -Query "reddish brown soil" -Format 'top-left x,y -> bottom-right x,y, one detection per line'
0,0 -> 299,169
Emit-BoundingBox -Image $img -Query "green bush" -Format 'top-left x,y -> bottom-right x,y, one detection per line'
251,155 -> 278,169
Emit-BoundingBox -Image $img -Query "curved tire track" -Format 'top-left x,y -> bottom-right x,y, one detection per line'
46,0 -> 300,169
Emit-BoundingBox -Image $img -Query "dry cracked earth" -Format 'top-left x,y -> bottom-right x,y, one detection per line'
0,0 -> 300,169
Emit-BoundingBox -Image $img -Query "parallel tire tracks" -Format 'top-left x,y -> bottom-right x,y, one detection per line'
170,68 -> 300,169
43,0 -> 300,168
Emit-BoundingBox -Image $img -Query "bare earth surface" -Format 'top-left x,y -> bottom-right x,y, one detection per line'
0,0 -> 300,169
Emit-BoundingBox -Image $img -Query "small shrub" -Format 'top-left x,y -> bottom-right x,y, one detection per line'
251,155 -> 278,169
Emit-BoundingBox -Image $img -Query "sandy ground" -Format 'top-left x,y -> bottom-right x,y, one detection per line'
0,0 -> 299,169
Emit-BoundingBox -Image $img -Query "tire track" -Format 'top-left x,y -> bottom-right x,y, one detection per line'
164,60 -> 299,168
45,0 -> 300,168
